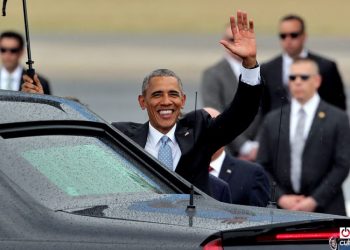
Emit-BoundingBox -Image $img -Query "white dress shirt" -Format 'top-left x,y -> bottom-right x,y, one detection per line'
290,94 -> 320,142
209,151 -> 226,178
240,63 -> 260,86
145,123 -> 181,171
282,49 -> 308,86
224,54 -> 261,85
0,65 -> 23,91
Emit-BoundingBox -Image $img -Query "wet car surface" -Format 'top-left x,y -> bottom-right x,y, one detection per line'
1,90 -> 349,249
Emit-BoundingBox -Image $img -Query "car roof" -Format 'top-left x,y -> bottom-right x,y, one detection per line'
0,90 -> 103,124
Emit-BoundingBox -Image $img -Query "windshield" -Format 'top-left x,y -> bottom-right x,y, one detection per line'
0,134 -> 175,208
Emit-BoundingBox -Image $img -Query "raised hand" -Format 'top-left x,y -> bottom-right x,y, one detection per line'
220,10 -> 257,68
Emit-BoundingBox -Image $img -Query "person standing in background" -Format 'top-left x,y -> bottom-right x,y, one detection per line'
0,31 -> 51,94
261,14 -> 346,114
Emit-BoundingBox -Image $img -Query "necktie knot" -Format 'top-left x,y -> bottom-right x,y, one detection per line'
160,135 -> 170,145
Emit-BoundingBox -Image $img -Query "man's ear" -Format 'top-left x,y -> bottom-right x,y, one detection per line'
138,95 -> 146,110
19,48 -> 24,58
315,74 -> 322,89
181,94 -> 187,109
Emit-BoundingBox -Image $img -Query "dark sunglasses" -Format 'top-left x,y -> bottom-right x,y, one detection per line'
279,32 -> 302,40
0,47 -> 21,54
289,74 -> 313,81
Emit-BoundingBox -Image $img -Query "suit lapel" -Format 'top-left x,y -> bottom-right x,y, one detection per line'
276,57 -> 290,99
299,101 -> 326,192
280,105 -> 291,152
279,105 -> 292,187
19,69 -> 25,91
218,155 -> 234,182
175,124 -> 193,156
130,122 -> 149,148
303,101 -> 326,151
275,56 -> 284,85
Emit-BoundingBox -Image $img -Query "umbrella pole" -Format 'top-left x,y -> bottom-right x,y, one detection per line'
22,0 -> 35,78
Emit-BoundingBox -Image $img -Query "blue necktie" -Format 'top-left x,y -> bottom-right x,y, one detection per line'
158,136 -> 173,170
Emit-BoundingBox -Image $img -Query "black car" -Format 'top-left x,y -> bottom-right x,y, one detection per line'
0,90 -> 349,250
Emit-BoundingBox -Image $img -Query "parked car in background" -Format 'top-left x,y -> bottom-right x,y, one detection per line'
0,90 -> 349,250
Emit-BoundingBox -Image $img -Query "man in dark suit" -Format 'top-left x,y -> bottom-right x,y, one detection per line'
257,58 -> 350,215
209,175 -> 232,203
201,24 -> 260,160
112,11 -> 263,195
204,107 -> 270,207
0,31 -> 51,94
261,14 -> 346,114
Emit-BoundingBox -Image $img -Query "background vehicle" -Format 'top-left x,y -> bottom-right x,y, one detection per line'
0,90 -> 349,249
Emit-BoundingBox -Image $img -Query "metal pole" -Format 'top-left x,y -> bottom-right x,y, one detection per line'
2,0 -> 7,16
22,0 -> 35,77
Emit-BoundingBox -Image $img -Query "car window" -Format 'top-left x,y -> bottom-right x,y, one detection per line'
0,98 -> 101,124
0,134 -> 174,205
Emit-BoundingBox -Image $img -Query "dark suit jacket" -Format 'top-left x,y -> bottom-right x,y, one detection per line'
218,153 -> 270,207
113,81 -> 263,195
209,174 -> 232,203
257,100 -> 350,215
261,52 -> 346,113
201,59 -> 262,155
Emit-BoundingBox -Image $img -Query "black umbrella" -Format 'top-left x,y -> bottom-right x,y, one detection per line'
2,0 -> 35,78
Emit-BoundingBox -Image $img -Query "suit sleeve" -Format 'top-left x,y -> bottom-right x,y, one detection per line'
311,112 -> 350,208
222,181 -> 233,204
249,165 -> 271,207
206,79 -> 263,150
202,69 -> 259,155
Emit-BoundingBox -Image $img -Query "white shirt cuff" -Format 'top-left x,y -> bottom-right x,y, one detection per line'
240,65 -> 261,86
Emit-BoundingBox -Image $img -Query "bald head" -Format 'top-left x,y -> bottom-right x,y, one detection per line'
203,107 -> 220,118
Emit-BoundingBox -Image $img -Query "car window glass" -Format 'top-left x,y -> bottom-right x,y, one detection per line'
1,135 -> 174,203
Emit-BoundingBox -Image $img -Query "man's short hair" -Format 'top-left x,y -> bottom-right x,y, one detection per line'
280,14 -> 306,33
292,57 -> 320,74
0,31 -> 24,49
141,69 -> 184,95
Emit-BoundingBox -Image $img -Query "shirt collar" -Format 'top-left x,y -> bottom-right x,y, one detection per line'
291,93 -> 320,117
1,65 -> 22,79
210,151 -> 226,173
148,122 -> 177,145
283,48 -> 308,62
